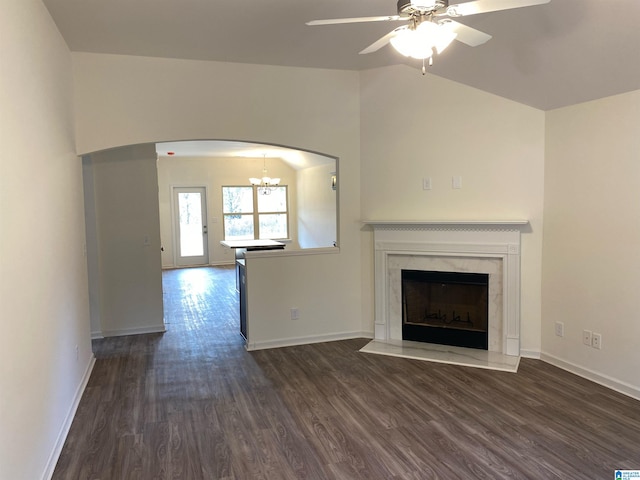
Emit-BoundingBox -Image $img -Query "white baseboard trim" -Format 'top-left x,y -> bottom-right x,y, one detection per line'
42,354 -> 96,480
519,349 -> 541,359
101,325 -> 166,338
90,330 -> 104,340
541,352 -> 640,402
246,331 -> 374,351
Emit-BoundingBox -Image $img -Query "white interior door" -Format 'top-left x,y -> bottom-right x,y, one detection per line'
173,187 -> 209,266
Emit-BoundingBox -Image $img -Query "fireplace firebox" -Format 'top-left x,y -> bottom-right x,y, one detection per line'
401,270 -> 489,350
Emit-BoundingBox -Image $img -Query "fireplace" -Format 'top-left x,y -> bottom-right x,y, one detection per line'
365,220 -> 526,356
402,270 -> 489,349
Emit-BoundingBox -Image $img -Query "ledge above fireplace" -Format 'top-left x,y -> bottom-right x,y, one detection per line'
363,219 -> 529,228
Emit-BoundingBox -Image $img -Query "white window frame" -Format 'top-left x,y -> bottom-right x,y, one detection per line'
222,185 -> 289,240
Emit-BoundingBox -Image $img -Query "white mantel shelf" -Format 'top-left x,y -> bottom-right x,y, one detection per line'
363,220 -> 529,227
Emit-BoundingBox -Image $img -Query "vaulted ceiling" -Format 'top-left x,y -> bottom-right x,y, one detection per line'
43,0 -> 640,110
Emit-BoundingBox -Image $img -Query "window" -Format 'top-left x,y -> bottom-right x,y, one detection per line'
222,186 -> 289,240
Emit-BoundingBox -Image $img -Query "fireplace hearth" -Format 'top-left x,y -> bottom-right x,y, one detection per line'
402,270 -> 489,350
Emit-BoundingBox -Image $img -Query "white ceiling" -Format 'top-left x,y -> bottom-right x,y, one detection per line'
156,140 -> 335,170
43,0 -> 640,111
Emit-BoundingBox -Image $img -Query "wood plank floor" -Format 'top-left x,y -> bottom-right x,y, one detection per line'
53,266 -> 640,479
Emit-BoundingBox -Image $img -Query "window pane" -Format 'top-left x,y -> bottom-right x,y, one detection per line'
223,187 -> 253,213
257,186 -> 287,212
224,214 -> 254,240
259,214 -> 287,239
178,192 -> 204,256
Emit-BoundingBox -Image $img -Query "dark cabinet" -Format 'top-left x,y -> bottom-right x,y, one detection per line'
237,259 -> 247,340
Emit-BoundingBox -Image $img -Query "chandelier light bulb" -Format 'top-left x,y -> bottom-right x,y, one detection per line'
250,155 -> 280,195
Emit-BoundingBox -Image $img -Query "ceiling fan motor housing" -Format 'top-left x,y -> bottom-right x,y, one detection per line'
397,0 -> 447,16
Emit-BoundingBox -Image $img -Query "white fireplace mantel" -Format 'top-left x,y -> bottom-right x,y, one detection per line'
362,219 -> 529,228
364,220 -> 528,357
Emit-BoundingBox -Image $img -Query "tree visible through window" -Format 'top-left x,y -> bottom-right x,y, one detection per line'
222,186 -> 288,240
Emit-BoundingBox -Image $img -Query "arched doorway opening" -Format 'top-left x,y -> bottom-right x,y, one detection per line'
82,139 -> 338,340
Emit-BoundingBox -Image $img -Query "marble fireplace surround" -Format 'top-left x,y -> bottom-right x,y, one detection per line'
364,221 -> 528,357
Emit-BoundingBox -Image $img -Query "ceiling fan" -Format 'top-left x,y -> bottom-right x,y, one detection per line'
307,0 -> 550,68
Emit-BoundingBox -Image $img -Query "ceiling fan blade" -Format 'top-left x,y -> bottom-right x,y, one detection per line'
443,19 -> 492,46
306,15 -> 401,26
442,0 -> 550,17
359,28 -> 404,55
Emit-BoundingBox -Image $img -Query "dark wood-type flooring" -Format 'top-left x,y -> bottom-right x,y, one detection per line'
53,266 -> 640,479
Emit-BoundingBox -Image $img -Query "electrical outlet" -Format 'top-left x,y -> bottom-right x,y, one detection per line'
555,321 -> 564,337
452,176 -> 462,189
290,308 -> 300,320
592,333 -> 602,350
583,330 -> 592,346
422,177 -> 432,190
75,345 -> 79,361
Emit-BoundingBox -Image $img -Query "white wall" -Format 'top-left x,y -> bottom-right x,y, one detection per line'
72,53 -> 365,347
297,163 -> 337,249
157,155 -> 298,267
359,65 -> 546,355
542,90 -> 640,396
85,144 -> 165,337
245,250 -> 362,348
0,1 -> 93,478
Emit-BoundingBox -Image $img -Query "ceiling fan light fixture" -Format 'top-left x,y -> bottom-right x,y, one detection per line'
390,21 -> 457,59
390,26 -> 433,59
433,23 -> 457,54
407,0 -> 446,11
308,0 -> 551,74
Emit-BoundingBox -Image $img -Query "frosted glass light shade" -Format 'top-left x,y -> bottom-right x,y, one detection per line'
433,23 -> 457,53
390,21 -> 458,59
390,27 -> 434,59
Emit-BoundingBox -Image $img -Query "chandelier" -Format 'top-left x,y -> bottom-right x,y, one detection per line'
249,155 -> 280,195
390,17 -> 457,60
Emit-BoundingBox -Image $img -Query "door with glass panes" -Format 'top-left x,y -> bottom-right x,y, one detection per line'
173,187 -> 209,266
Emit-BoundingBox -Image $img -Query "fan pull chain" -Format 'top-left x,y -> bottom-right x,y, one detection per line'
422,56 -> 434,75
